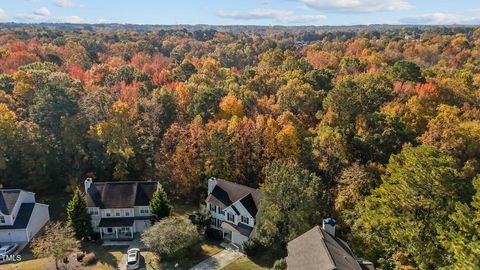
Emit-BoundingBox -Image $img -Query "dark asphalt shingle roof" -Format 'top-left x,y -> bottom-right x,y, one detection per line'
286,226 -> 363,270
0,203 -> 35,230
0,190 -> 21,215
86,181 -> 158,209
221,221 -> 254,237
206,179 -> 261,217
98,217 -> 135,227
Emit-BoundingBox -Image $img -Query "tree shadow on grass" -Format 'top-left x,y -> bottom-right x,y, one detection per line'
81,242 -> 126,269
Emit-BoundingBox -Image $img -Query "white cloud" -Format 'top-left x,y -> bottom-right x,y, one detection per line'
33,7 -> 51,17
216,9 -> 326,24
298,0 -> 414,13
15,8 -> 87,24
400,13 -> 480,25
54,0 -> 77,8
0,8 -> 8,22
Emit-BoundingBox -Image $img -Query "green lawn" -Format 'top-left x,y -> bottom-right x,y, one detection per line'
159,241 -> 224,270
221,257 -> 269,270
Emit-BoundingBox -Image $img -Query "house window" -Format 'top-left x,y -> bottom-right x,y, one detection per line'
227,213 -> 235,222
116,212 -> 121,217
209,204 -> 216,212
211,217 -> 217,226
125,211 -> 130,217
105,210 -> 111,217
219,208 -> 225,215
241,216 -> 249,224
140,209 -> 149,214
0,216 -> 4,224
89,209 -> 99,216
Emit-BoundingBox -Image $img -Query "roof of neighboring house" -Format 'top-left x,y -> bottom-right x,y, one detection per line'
98,217 -> 135,227
221,221 -> 254,237
0,190 -> 21,215
286,225 -> 363,270
206,179 -> 261,217
86,181 -> 158,209
0,203 -> 35,230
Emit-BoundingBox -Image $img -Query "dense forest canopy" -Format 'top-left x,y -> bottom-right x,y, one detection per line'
0,25 -> 479,269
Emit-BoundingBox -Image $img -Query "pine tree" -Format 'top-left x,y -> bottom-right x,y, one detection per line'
66,187 -> 93,240
150,185 -> 172,224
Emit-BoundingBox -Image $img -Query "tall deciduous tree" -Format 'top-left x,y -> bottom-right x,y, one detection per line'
150,185 -> 172,224
438,175 -> 480,269
357,145 -> 467,269
31,222 -> 79,270
94,101 -> 137,180
66,187 -> 93,240
257,160 -> 326,247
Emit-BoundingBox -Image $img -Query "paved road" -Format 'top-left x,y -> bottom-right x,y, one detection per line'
188,248 -> 244,270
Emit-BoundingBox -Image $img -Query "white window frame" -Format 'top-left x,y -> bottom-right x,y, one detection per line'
227,212 -> 235,222
105,210 -> 111,217
241,216 -> 249,224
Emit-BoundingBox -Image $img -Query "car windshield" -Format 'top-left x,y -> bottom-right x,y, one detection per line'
0,246 -> 11,253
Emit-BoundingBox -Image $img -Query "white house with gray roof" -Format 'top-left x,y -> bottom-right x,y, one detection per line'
206,177 -> 261,247
84,178 -> 159,240
0,189 -> 50,243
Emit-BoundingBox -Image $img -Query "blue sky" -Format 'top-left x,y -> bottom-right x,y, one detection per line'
0,0 -> 479,26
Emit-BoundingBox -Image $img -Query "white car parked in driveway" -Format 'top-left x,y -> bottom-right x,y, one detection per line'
126,248 -> 140,270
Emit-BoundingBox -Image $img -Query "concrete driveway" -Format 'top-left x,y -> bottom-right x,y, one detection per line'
118,237 -> 147,270
188,247 -> 244,270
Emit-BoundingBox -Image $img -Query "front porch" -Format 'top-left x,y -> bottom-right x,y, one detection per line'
98,217 -> 135,240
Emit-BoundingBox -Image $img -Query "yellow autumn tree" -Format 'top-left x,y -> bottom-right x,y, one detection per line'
94,101 -> 137,180
219,94 -> 244,119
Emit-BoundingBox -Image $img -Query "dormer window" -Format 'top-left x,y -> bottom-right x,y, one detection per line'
0,216 -> 4,224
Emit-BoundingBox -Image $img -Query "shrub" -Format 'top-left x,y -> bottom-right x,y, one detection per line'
205,228 -> 223,241
82,252 -> 97,266
243,238 -> 261,256
272,258 -> 286,270
141,216 -> 199,260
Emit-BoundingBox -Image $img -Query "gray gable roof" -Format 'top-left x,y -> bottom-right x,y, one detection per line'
0,203 -> 35,230
206,179 -> 261,217
86,181 -> 158,209
0,190 -> 21,215
286,226 -> 363,270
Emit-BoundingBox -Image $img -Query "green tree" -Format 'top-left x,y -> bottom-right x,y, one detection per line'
141,216 -> 198,260
31,222 -> 79,270
150,185 -> 172,223
66,187 -> 93,240
388,60 -> 425,83
357,145 -> 466,269
257,160 -> 326,247
188,87 -> 227,121
189,205 -> 211,234
438,175 -> 480,270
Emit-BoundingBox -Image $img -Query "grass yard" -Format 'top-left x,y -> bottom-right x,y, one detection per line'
159,241 -> 224,270
4,244 -> 127,270
171,200 -> 198,217
221,256 -> 269,270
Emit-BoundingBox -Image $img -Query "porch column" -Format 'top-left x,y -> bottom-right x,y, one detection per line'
115,228 -> 118,239
100,228 -> 103,239
130,227 -> 133,238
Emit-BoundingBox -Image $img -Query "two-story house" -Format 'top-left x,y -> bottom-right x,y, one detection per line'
205,177 -> 261,247
84,178 -> 158,240
0,189 -> 50,243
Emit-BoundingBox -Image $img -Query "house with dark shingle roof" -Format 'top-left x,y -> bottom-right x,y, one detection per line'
286,219 -> 374,270
0,189 -> 49,243
206,177 -> 261,247
84,178 -> 159,240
